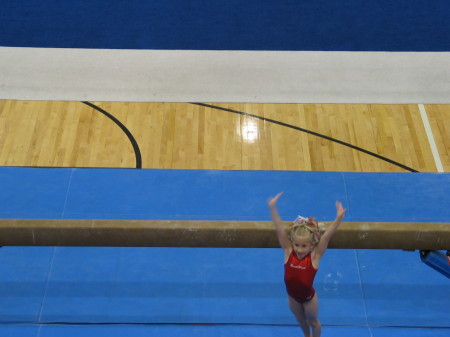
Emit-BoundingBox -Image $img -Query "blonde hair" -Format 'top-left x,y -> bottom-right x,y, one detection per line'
288,216 -> 324,244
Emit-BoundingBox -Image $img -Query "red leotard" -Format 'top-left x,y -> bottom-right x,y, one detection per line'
284,251 -> 318,303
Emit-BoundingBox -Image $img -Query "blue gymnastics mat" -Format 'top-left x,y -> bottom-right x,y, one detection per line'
0,167 -> 449,222
0,167 -> 448,335
1,246 -> 448,327
1,324 -> 449,337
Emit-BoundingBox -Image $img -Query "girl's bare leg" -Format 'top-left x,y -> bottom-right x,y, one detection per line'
303,293 -> 321,337
288,295 -> 311,337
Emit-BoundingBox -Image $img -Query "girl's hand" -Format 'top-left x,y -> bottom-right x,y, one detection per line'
268,192 -> 283,208
335,201 -> 347,218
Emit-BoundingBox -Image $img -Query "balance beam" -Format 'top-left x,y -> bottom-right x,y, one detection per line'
0,219 -> 448,250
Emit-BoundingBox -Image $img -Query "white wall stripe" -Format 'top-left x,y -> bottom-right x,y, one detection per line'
418,104 -> 444,172
0,47 -> 450,103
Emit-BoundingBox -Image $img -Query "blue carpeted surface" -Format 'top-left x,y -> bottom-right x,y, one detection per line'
0,324 -> 449,337
0,1 -> 449,51
0,167 -> 449,337
1,167 -> 450,222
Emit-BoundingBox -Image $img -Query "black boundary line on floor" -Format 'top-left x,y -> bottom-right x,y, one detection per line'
191,103 -> 419,173
82,102 -> 142,169
3,322 -> 449,329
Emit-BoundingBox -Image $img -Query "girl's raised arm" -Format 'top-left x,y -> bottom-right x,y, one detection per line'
268,193 -> 291,253
314,201 -> 346,259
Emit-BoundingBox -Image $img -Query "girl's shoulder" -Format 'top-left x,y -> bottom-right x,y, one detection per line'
284,247 -> 293,264
310,249 -> 321,269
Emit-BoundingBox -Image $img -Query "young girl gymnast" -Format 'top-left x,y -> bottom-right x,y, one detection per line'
268,192 -> 346,337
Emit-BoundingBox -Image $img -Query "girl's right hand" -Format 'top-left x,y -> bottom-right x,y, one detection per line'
268,192 -> 283,208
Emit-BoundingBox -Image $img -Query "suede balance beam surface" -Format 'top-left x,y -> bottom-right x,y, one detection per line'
0,219 -> 448,250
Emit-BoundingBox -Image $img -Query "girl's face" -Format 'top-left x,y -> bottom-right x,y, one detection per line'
291,235 -> 314,259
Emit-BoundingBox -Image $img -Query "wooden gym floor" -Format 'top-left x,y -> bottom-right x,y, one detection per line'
0,100 -> 448,172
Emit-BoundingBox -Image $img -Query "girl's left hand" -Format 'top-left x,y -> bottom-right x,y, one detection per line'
335,201 -> 347,218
